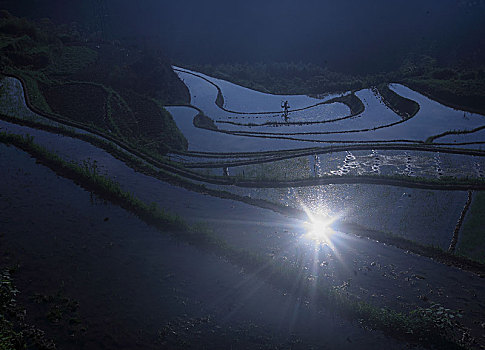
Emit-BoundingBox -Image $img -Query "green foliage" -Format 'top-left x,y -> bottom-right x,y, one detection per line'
331,92 -> 365,116
432,68 -> 457,80
0,268 -> 57,350
1,13 -> 189,158
0,15 -> 43,41
109,53 -> 189,104
41,82 -> 108,128
0,34 -> 34,52
376,84 -> 420,119
0,35 -> 51,69
410,303 -> 471,347
412,304 -> 462,333
397,55 -> 436,78
193,112 -> 218,130
458,191 -> 485,262
47,45 -> 97,76
0,15 -> 60,71
189,62 -> 364,95
0,269 -> 20,350
12,69 -> 53,113
403,67 -> 485,115
189,58 -> 485,116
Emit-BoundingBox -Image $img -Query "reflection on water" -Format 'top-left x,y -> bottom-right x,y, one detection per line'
0,71 -> 482,256
301,208 -> 339,246
209,181 -> 467,250
172,68 -> 485,151
223,150 -> 485,180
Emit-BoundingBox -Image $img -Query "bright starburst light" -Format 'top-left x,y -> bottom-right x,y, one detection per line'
301,207 -> 338,245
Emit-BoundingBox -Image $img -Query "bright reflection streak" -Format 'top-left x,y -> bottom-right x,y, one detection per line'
301,206 -> 339,246
303,218 -> 335,244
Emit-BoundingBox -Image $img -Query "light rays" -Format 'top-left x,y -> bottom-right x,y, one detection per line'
301,205 -> 338,247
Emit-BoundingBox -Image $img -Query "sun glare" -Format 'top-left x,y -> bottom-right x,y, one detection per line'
301,207 -> 338,245
303,218 -> 335,244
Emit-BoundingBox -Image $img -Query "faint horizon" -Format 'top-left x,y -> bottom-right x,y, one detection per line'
1,0 -> 485,72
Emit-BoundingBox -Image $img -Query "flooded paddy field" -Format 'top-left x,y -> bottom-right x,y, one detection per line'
191,149 -> 485,180
2,126 -> 485,349
173,68 -> 485,151
206,182 -> 466,249
2,69 -> 484,258
3,144 -> 413,349
2,65 -> 485,349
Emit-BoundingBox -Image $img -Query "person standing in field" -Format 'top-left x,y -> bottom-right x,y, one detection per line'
281,100 -> 290,121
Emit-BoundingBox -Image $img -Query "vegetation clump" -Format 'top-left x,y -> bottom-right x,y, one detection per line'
0,268 -> 56,350
189,58 -> 485,116
193,112 -> 218,130
331,92 -> 365,116
41,82 -> 108,128
458,191 -> 485,262
375,83 -> 420,119
0,12 -> 190,155
0,269 -> 20,350
188,62 -> 365,95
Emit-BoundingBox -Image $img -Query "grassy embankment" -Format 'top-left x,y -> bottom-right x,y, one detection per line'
193,112 -> 218,130
177,70 -> 419,134
0,131 -> 472,349
425,125 -> 485,144
2,95 -> 485,194
175,68 -> 364,129
458,191 -> 485,263
178,68 -> 365,116
0,12 -> 189,157
229,164 -> 485,190
214,92 -> 365,128
333,92 -> 365,116
2,102 -> 485,272
2,100 -> 485,274
375,83 -> 420,119
183,144 -> 485,169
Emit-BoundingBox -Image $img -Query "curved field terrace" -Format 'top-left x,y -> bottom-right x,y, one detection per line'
173,67 -> 485,150
2,67 -> 485,349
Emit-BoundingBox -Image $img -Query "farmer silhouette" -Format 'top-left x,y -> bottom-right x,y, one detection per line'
281,100 -> 290,121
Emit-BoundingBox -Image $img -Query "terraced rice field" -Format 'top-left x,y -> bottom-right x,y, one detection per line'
1,67 -> 485,349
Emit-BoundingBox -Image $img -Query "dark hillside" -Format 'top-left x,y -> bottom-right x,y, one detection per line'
3,1 -> 485,74
0,12 -> 189,154
2,1 -> 485,116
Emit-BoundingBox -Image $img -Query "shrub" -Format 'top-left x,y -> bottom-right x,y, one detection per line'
0,17 -> 40,41
431,69 -> 456,80
410,303 -> 472,347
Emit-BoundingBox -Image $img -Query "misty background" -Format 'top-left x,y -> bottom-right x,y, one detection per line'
1,0 -> 484,73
